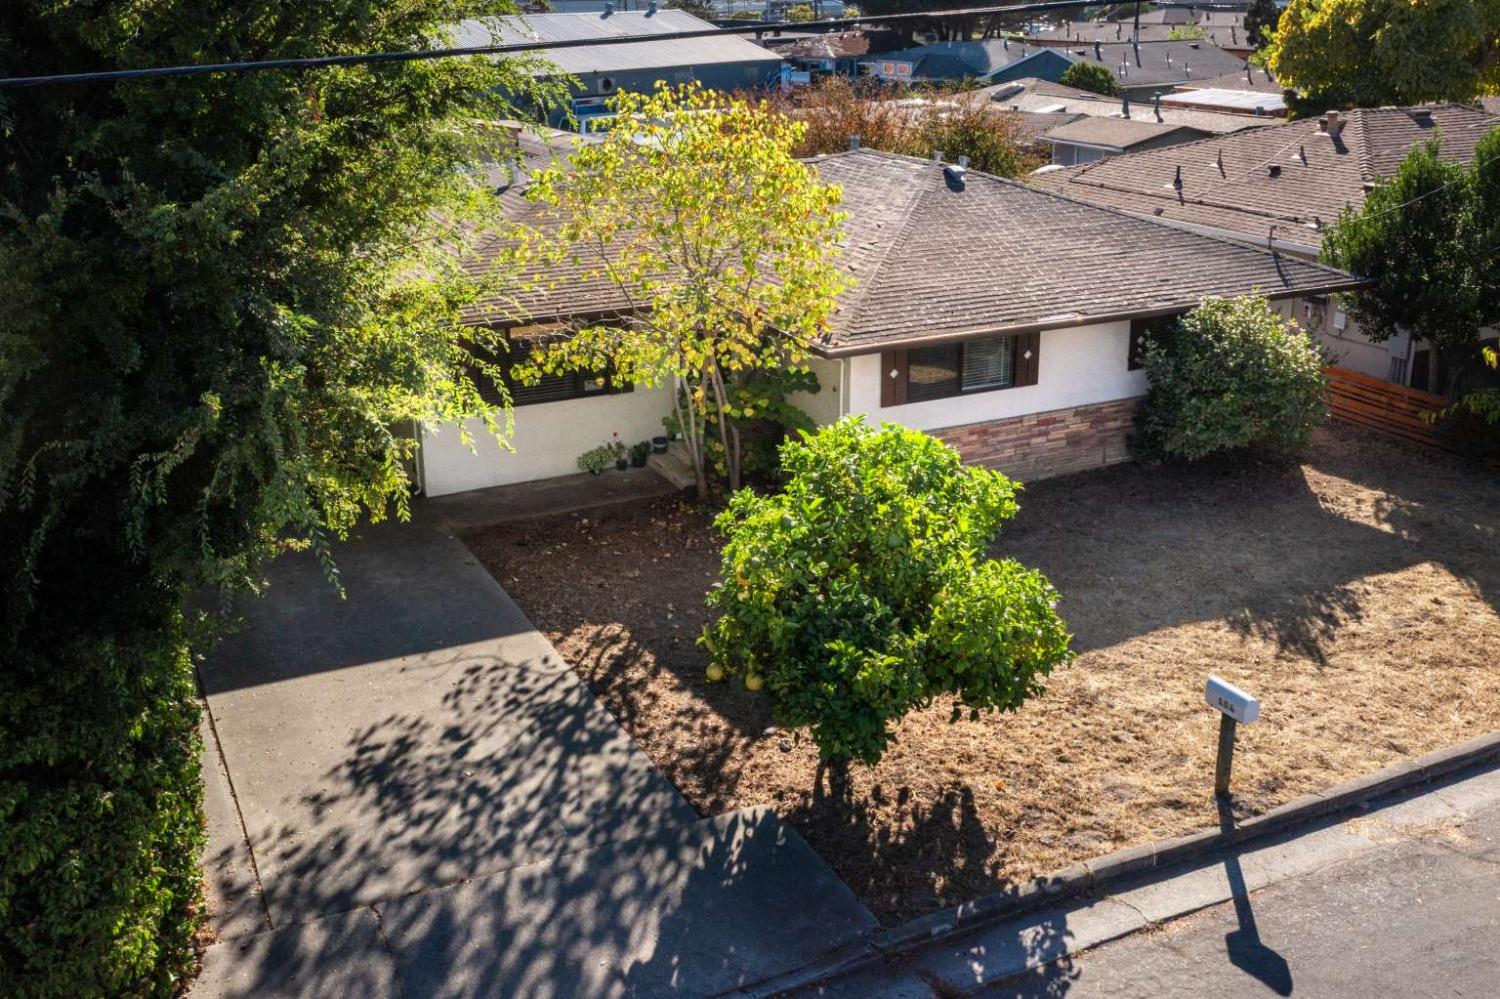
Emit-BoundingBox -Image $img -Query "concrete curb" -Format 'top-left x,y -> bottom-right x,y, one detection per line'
726,729 -> 1500,999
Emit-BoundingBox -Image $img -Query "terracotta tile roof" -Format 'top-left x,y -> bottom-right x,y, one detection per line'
469,149 -> 1361,353
1029,105 -> 1500,250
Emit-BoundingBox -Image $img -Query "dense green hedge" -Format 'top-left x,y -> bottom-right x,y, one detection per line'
1137,296 -> 1328,461
1,605 -> 204,997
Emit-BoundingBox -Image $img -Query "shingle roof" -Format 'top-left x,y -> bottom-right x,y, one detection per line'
973,77 -> 1274,136
1179,64 -> 1285,95
776,31 -> 871,61
1027,20 -> 1180,43
455,11 -> 781,76
1007,110 -> 1089,145
1043,116 -> 1200,150
1040,39 -> 1248,90
1030,105 -> 1500,250
471,149 -> 1361,353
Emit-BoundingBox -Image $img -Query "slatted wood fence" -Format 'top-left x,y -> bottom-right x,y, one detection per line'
1325,366 -> 1450,450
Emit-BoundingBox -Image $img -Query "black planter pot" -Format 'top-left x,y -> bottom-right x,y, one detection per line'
615,459 -> 629,471
651,436 -> 669,454
630,454 -> 648,468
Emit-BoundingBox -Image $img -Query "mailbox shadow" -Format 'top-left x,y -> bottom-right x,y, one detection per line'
1217,799 -> 1294,996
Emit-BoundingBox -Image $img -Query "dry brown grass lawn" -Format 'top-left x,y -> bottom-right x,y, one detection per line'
464,423 -> 1500,924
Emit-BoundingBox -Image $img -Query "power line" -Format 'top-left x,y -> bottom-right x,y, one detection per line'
0,1 -> 1250,89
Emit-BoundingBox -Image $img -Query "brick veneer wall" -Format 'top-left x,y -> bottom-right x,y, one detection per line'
931,397 -> 1143,482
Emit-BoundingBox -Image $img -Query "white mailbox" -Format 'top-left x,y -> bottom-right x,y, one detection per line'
1205,676 -> 1260,725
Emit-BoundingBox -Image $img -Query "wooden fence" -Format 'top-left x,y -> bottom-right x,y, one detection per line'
1324,366 -> 1450,450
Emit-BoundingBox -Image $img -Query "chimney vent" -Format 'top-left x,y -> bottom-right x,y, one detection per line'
848,134 -> 861,150
932,149 -> 944,162
1269,164 -> 1282,178
944,162 -> 967,183
647,0 -> 657,12
957,154 -> 970,168
1094,40 -> 1103,60
1319,109 -> 1344,137
603,0 -> 614,14
1173,165 -> 1183,190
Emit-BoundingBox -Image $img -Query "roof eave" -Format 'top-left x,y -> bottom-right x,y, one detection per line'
812,275 -> 1371,358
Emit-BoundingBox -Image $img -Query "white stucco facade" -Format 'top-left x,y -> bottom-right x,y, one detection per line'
842,321 -> 1149,429
419,384 -> 674,497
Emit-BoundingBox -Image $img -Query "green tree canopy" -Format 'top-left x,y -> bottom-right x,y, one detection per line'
703,417 -> 1073,764
1059,61 -> 1122,97
0,2 -> 555,990
1320,135 -> 1500,391
1243,0 -> 1282,49
1268,0 -> 1500,106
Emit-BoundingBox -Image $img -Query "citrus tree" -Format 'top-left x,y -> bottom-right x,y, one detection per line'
702,418 -> 1073,764
509,84 -> 849,497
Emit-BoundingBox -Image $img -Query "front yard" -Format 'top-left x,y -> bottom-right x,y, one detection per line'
465,423 -> 1500,924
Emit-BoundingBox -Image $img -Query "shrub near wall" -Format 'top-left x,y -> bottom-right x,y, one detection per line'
1137,296 -> 1328,460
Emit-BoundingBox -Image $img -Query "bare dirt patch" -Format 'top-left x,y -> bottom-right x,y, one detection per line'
464,423 -> 1500,925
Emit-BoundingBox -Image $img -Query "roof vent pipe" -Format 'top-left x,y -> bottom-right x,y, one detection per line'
848,134 -> 861,150
1154,92 -> 1162,122
603,0 -> 614,14
647,0 -> 657,12
1121,92 -> 1130,117
1173,164 -> 1183,190
957,154 -> 970,168
1094,40 -> 1103,60
932,149 -> 944,162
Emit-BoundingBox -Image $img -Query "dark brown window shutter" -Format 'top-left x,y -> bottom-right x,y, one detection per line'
1128,318 -> 1150,371
879,349 -> 909,407
1014,332 -> 1040,386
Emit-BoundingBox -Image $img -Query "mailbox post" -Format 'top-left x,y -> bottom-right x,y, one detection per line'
1205,676 -> 1260,799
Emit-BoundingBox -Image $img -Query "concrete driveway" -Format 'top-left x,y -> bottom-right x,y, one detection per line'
194,508 -> 874,997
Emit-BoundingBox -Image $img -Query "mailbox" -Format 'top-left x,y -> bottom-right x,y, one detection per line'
1205,676 -> 1260,725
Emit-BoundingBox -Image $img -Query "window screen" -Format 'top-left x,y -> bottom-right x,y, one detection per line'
906,343 -> 961,403
961,337 -> 1014,392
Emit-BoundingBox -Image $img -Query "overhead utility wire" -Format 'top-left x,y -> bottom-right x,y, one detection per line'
0,0 -> 1247,89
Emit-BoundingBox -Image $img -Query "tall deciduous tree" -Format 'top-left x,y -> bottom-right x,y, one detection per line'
0,3 -> 555,991
509,84 -> 849,498
1243,0 -> 1282,49
1268,0 -> 1500,106
1320,136 -> 1493,393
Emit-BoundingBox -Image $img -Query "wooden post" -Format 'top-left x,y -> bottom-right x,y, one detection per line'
1214,714 -> 1238,799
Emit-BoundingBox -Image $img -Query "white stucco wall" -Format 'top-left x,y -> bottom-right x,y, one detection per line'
845,321 -> 1149,430
789,355 -> 848,427
419,383 -> 675,497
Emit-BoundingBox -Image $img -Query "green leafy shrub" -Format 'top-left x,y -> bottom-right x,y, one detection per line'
1058,62 -> 1121,96
1137,296 -> 1328,460
702,417 -> 1073,764
1,608 -> 204,997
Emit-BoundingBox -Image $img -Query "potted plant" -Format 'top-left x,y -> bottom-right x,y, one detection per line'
608,432 -> 629,471
629,440 -> 651,468
577,446 -> 611,476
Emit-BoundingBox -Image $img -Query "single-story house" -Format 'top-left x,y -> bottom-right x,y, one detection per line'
457,9 -> 784,129
1042,116 -> 1212,165
975,77 -> 1275,138
983,39 -> 1250,101
1029,104 -> 1500,389
418,149 -> 1359,496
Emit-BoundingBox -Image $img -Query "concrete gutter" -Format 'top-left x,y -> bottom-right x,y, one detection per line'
723,729 -> 1500,998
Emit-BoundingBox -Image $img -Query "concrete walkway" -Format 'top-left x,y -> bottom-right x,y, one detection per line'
193,504 -> 873,997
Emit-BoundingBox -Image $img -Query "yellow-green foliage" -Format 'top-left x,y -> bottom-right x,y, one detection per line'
509,83 -> 850,496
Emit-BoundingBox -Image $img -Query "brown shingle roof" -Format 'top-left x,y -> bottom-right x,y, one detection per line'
1043,116 -> 1201,150
469,149 -> 1362,354
1030,105 -> 1500,250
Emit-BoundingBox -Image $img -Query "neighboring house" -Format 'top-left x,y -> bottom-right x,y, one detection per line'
457,9 -> 784,129
976,77 -> 1275,137
1179,63 -> 1286,95
1030,105 -> 1500,387
992,39 -> 1249,100
419,149 -> 1357,496
767,31 -> 873,78
1158,87 -> 1286,116
1027,19 -> 1182,44
1041,116 -> 1212,165
861,39 -> 1072,84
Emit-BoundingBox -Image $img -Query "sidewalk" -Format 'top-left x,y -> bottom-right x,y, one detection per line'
193,504 -> 873,997
781,759 -> 1500,998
